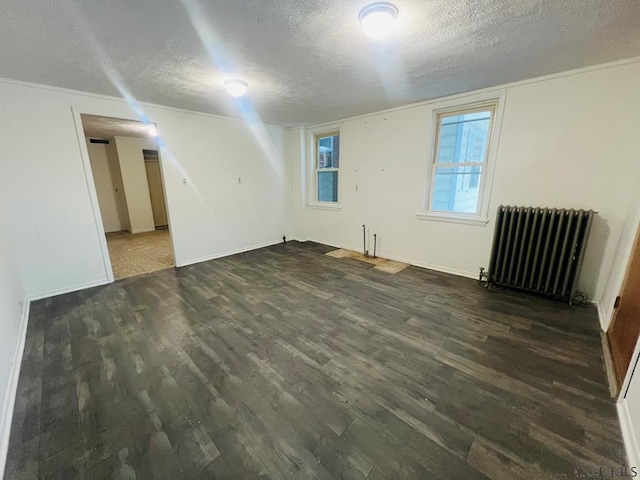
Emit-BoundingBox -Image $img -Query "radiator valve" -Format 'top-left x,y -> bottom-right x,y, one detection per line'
478,267 -> 488,283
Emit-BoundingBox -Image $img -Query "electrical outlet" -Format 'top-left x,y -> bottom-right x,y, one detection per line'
182,178 -> 187,186
238,177 -> 242,184
355,185 -> 359,191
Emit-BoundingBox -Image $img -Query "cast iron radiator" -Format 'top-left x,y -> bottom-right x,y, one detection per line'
486,205 -> 595,304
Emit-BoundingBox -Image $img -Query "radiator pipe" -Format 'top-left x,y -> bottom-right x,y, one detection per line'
362,224 -> 369,257
373,234 -> 377,258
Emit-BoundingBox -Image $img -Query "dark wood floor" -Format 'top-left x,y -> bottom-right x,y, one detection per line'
5,241 -> 626,479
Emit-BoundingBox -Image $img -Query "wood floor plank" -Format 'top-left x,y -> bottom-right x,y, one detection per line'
4,241 -> 626,479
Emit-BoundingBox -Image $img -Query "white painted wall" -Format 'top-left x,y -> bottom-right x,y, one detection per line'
0,107 -> 30,471
600,173 -> 640,328
112,136 -> 156,234
285,127 -> 306,241
0,78 -> 288,299
605,173 -> 640,469
0,220 -> 27,475
0,55 -> 638,475
85,140 -> 127,233
290,60 -> 640,308
619,341 -> 640,470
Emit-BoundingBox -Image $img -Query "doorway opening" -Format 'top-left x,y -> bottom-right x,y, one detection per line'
81,114 -> 175,280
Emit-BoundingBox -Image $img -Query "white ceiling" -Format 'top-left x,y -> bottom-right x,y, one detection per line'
1,0 -> 639,127
81,114 -> 154,139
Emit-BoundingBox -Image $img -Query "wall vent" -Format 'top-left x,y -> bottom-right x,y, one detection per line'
89,138 -> 109,144
143,149 -> 159,160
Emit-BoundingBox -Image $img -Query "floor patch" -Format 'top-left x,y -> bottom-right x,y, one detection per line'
325,248 -> 409,274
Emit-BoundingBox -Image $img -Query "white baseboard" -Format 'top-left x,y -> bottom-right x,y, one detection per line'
405,258 -> 479,280
595,300 -> 611,331
0,299 -> 31,478
618,399 -> 640,469
303,237 -> 478,280
177,239 -> 285,268
27,240 -> 291,299
27,278 -> 110,302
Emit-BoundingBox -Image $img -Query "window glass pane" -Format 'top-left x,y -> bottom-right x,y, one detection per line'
317,134 -> 340,169
431,166 -> 482,213
317,171 -> 338,202
437,111 -> 491,163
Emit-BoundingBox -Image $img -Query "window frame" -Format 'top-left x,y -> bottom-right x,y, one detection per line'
419,92 -> 506,226
306,124 -> 342,210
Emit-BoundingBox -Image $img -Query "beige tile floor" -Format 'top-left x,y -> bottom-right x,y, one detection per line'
106,229 -> 174,280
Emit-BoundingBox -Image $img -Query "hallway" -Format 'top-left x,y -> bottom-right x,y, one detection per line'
106,230 -> 173,279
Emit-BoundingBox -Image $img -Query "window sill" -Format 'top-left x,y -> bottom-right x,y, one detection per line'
416,212 -> 489,226
307,203 -> 342,212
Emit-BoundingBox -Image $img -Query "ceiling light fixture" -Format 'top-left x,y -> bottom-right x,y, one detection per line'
359,2 -> 398,40
224,79 -> 248,98
147,125 -> 158,137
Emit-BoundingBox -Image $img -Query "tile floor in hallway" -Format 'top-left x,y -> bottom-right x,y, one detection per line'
106,229 -> 174,280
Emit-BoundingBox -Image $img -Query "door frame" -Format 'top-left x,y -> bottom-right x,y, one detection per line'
608,219 -> 640,385
143,150 -> 169,228
613,237 -> 640,399
70,106 -> 178,282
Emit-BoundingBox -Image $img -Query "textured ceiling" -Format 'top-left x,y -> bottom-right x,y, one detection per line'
82,114 -> 154,139
1,0 -> 639,127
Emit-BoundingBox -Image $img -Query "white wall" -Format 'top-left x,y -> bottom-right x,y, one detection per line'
85,140 -> 127,233
605,170 -> 640,468
600,173 -> 640,328
285,127 -> 306,241
1,54 -> 639,476
619,341 -> 640,469
290,60 -> 640,309
0,79 -> 288,299
0,116 -> 29,473
112,136 -> 156,234
0,238 -> 27,477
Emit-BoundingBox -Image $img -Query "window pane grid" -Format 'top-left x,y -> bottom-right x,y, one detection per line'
436,162 -> 485,168
315,132 -> 340,203
317,171 -> 338,202
429,104 -> 495,215
441,116 -> 491,127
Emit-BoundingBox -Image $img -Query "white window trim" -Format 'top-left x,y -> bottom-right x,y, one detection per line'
307,203 -> 342,212
306,123 -> 343,209
417,91 -> 507,226
415,212 -> 489,226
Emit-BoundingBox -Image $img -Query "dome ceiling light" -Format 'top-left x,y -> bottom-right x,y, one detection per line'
359,2 -> 399,40
224,79 -> 248,98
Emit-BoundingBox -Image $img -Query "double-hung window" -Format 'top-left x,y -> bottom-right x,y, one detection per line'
315,131 -> 340,203
426,102 -> 497,222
